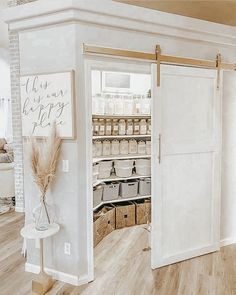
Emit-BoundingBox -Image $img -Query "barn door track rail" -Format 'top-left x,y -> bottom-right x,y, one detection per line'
83,43 -> 236,88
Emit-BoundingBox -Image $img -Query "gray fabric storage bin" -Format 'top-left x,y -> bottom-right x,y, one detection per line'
103,182 -> 120,201
93,185 -> 103,207
139,178 -> 151,196
120,180 -> 138,198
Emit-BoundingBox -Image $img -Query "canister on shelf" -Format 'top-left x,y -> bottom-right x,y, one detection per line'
111,140 -> 120,155
126,119 -> 134,135
105,119 -> 112,136
93,119 -> 99,136
102,140 -> 111,156
133,94 -> 141,115
146,141 -> 151,155
99,119 -> 105,136
112,119 -> 119,136
114,95 -> 124,115
139,119 -> 147,135
95,140 -> 102,157
93,142 -> 97,157
133,119 -> 140,135
138,140 -> 146,155
120,139 -> 129,155
118,119 -> 126,136
147,119 -> 151,135
129,139 -> 138,154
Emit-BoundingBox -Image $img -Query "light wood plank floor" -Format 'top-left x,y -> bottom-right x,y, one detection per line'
1,212 -> 236,295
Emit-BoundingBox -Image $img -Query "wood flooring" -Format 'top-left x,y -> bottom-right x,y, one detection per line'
1,211 -> 236,295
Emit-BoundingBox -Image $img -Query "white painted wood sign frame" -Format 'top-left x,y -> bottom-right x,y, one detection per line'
20,71 -> 75,139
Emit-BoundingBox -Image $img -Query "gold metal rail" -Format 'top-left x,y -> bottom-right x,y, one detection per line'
83,43 -> 236,87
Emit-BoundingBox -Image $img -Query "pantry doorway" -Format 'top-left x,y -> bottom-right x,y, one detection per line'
85,58 -> 221,280
85,58 -> 153,280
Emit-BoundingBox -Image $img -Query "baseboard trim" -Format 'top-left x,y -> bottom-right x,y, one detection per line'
15,206 -> 25,213
220,237 -> 236,247
25,263 -> 90,286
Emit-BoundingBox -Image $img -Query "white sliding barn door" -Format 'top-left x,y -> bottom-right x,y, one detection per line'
151,65 -> 221,268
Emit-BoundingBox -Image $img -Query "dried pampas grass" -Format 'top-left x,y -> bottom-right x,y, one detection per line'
31,124 -> 62,199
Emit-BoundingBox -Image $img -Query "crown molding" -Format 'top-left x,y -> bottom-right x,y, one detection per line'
2,0 -> 236,47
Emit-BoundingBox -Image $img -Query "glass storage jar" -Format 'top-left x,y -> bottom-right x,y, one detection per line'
114,94 -> 124,115
112,119 -> 119,136
96,94 -> 105,115
138,141 -> 146,154
118,119 -> 126,136
105,119 -> 112,136
139,119 -> 147,135
105,94 -> 115,115
93,142 -> 97,157
95,140 -> 102,156
133,119 -> 140,135
120,139 -> 129,155
141,95 -> 151,115
147,119 -> 151,135
123,95 -> 133,115
102,140 -> 111,156
99,119 -> 105,136
146,141 -> 151,155
93,119 -> 99,136
129,139 -> 138,154
133,94 -> 141,115
126,119 -> 134,135
111,140 -> 120,155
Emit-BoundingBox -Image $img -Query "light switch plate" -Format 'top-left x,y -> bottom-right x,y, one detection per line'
62,160 -> 69,172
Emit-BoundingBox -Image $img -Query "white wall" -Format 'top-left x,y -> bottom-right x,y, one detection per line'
221,71 -> 236,245
0,48 -> 10,98
4,0 -> 236,285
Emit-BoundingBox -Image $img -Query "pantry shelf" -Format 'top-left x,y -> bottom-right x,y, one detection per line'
93,134 -> 151,140
93,154 -> 151,163
92,115 -> 151,119
93,173 -> 151,187
93,195 -> 151,211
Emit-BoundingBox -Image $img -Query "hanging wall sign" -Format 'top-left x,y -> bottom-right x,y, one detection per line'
20,71 -> 75,138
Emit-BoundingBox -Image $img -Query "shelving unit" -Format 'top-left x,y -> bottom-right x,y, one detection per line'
93,173 -> 151,187
93,195 -> 151,211
92,114 -> 151,119
93,154 -> 151,163
93,134 -> 151,140
91,70 -> 152,209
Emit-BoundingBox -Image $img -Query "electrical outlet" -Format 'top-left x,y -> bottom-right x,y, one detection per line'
35,239 -> 40,249
64,242 -> 71,255
62,160 -> 69,172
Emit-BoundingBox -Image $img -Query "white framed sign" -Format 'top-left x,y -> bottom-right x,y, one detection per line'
20,71 -> 75,138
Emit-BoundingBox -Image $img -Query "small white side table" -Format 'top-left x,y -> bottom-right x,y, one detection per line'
21,223 -> 60,295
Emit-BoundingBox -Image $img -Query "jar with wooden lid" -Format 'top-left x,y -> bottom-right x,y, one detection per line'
126,119 -> 134,135
139,119 -> 147,135
147,119 -> 151,135
133,119 -> 140,135
129,139 -> 138,154
138,141 -> 146,154
111,140 -> 120,155
105,119 -> 112,136
120,139 -> 129,155
112,119 -> 119,136
93,119 -> 99,136
95,140 -> 102,156
133,94 -> 141,115
98,119 -> 105,136
146,141 -> 151,155
102,140 -> 111,156
118,119 -> 126,136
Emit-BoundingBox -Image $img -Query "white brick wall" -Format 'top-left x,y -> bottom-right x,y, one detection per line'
8,0 -> 37,211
